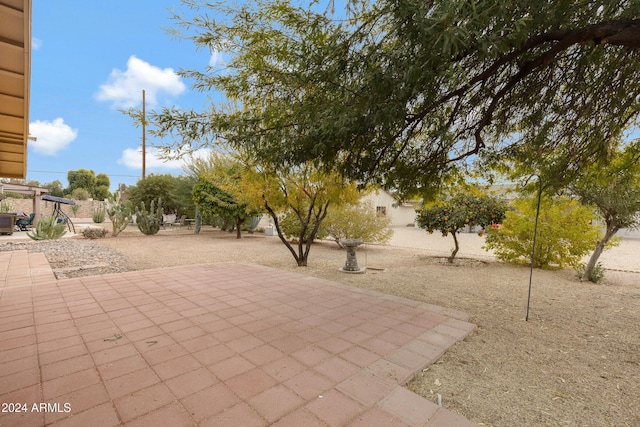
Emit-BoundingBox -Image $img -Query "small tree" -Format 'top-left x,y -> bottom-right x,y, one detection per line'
106,191 -> 133,237
240,163 -> 359,266
324,202 -> 393,247
569,143 -> 640,281
416,194 -> 507,262
193,162 -> 262,239
484,196 -> 601,269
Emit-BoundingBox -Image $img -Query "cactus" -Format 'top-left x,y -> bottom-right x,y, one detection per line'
106,191 -> 133,237
92,205 -> 106,223
136,198 -> 163,235
27,216 -> 67,240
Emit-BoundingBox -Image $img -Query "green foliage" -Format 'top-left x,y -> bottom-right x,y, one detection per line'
92,205 -> 106,223
82,227 -> 108,239
241,163 -> 360,266
27,216 -> 66,240
577,262 -> 606,283
144,0 -> 640,197
136,199 -> 163,235
106,191 -> 133,237
484,196 -> 601,269
71,204 -> 81,216
279,212 -> 329,243
324,202 -> 393,247
70,188 -> 90,201
569,141 -> 640,280
66,169 -> 111,200
67,169 -> 96,195
43,180 -> 65,197
128,174 -> 185,216
192,155 -> 262,239
416,194 -> 507,262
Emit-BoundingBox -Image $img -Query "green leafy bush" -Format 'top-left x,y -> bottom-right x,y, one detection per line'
577,261 -> 606,283
136,199 -> 163,235
279,211 -> 329,243
323,202 -> 393,247
27,216 -> 67,240
484,196 -> 601,269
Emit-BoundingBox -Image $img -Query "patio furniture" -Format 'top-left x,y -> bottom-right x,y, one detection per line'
42,194 -> 76,233
16,212 -> 35,231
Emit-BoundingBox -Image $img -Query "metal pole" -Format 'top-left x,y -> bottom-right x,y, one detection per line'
526,176 -> 543,321
142,89 -> 146,180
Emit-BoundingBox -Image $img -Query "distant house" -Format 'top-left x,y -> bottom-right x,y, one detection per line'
360,188 -> 419,227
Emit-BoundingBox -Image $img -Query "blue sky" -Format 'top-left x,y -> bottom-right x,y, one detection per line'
28,1 -> 216,191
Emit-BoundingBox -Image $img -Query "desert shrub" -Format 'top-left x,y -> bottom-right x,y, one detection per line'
71,204 -> 81,216
82,227 -> 108,239
70,188 -> 90,200
92,205 -> 106,223
279,212 -> 329,243
577,261 -> 606,283
27,216 -> 66,240
136,198 -> 163,235
484,196 -> 600,269
323,202 -> 393,247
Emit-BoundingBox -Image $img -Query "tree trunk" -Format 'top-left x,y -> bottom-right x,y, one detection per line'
235,218 -> 242,239
583,225 -> 618,281
448,232 -> 460,263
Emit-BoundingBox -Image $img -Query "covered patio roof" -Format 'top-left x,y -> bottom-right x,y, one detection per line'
0,0 -> 32,179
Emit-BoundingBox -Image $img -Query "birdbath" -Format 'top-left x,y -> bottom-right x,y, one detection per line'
339,238 -> 366,274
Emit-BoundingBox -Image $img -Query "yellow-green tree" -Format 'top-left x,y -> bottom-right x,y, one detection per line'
240,163 -> 359,266
484,196 -> 601,269
192,155 -> 262,239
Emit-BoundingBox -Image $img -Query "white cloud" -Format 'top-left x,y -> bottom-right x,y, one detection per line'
96,55 -> 186,109
117,147 -> 210,172
28,118 -> 78,156
32,37 -> 42,50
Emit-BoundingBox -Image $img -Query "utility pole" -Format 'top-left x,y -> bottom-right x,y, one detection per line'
142,89 -> 146,180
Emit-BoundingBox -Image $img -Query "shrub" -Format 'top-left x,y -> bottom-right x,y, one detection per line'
92,205 -> 106,223
82,227 -> 108,239
70,188 -> 90,200
323,202 -> 393,247
279,212 -> 329,243
136,198 -> 163,235
484,196 -> 601,269
27,216 -> 66,240
577,261 -> 606,283
71,204 -> 81,216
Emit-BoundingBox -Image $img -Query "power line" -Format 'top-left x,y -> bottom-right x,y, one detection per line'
28,170 -> 141,178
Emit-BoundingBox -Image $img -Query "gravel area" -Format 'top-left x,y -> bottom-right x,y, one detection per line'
0,238 -> 132,279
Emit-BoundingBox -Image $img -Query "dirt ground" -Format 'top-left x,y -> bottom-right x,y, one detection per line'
84,225 -> 640,427
11,224 -> 638,427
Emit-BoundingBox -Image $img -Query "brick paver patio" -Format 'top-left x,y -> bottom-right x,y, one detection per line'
0,250 -> 477,426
